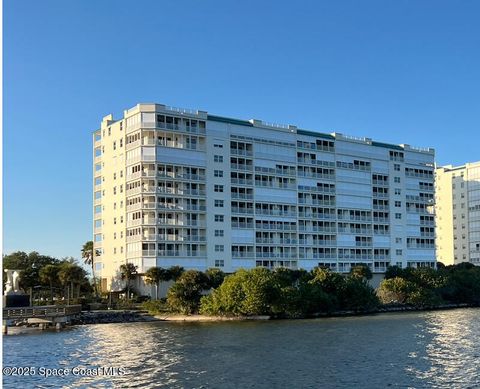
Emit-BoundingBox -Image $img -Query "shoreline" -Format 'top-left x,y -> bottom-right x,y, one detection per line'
155,303 -> 475,322
73,303 -> 476,324
5,304 -> 477,332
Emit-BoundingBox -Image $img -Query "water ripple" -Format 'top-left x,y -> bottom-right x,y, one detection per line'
4,309 -> 480,388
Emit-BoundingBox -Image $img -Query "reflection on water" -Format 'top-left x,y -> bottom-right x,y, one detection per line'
407,310 -> 480,388
3,308 -> 480,388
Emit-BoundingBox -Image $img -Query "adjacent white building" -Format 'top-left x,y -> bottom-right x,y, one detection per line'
435,161 -> 480,266
93,103 -> 436,291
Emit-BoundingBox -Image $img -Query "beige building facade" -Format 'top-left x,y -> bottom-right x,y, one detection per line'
94,103 -> 436,294
435,161 -> 480,265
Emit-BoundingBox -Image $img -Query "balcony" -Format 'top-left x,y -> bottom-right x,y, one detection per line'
158,250 -> 207,257
231,163 -> 253,171
231,193 -> 253,200
256,253 -> 297,259
231,208 -> 254,215
256,238 -> 297,245
156,122 -> 206,135
230,149 -> 253,157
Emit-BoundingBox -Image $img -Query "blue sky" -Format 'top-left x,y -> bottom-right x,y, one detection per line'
4,0 -> 480,260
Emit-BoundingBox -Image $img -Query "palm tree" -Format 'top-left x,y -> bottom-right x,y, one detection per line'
81,241 -> 98,297
144,267 -> 170,299
119,263 -> 138,300
58,263 -> 88,304
39,264 -> 59,303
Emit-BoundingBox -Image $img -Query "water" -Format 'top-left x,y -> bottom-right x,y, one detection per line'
3,308 -> 480,388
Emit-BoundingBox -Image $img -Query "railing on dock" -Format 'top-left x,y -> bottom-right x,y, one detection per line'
3,305 -> 82,319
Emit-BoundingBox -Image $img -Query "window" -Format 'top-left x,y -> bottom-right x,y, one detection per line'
214,199 -> 224,207
394,164 -> 401,171
120,185 -> 123,193
113,233 -> 117,240
95,177 -> 102,186
120,139 -> 123,148
120,216 -> 124,223
214,214 -> 224,222
113,217 -> 117,225
215,245 -> 224,252
94,219 -> 102,228
214,143 -> 223,148
214,185 -> 224,193
114,203 -> 117,210
94,191 -> 101,199
394,177 -> 401,183
113,141 -> 116,150
214,155 -> 223,163
95,205 -> 101,214
113,187 -> 117,195
396,249 -> 402,255
395,213 -> 402,219
215,259 -> 225,267
94,234 -> 102,242
95,164 -> 101,171
395,237 -> 402,244
395,201 -> 401,207
113,173 -> 117,180
395,188 -> 401,195
215,229 -> 224,237
113,248 -> 117,254
214,170 -> 224,177
120,170 -> 123,178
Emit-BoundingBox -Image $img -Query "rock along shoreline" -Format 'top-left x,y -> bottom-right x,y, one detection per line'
72,303 -> 476,325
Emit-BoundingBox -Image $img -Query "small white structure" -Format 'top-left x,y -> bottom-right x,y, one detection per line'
4,269 -> 22,295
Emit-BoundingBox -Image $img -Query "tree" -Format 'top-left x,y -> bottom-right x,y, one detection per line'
81,241 -> 98,297
3,251 -> 59,292
205,268 -> 226,289
350,264 -> 373,280
168,266 -> 185,281
119,263 -> 138,300
377,277 -> 415,304
341,277 -> 379,311
58,262 -> 89,303
200,268 -> 279,316
39,264 -> 60,302
167,270 -> 210,314
144,267 -> 170,299
384,265 -> 405,280
310,267 -> 345,295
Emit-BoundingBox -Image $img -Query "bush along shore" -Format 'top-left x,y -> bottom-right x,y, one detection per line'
4,250 -> 480,323
138,263 -> 480,320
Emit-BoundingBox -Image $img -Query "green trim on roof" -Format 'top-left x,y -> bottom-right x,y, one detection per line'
297,129 -> 335,140
207,114 -> 254,127
208,115 -> 406,151
371,141 -> 404,151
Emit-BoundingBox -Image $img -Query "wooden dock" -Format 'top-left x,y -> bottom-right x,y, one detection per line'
3,305 -> 82,333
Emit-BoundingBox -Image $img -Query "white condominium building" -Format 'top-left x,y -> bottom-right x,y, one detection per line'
435,161 -> 480,266
93,103 -> 436,291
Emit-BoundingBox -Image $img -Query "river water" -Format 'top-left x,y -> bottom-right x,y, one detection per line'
3,308 -> 480,388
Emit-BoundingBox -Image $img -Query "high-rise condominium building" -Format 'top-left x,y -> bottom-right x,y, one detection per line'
93,103 -> 436,291
435,161 -> 480,266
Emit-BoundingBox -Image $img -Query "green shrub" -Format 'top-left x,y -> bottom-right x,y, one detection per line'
141,299 -> 169,314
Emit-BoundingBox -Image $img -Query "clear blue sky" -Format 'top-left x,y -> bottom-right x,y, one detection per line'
4,0 -> 480,260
